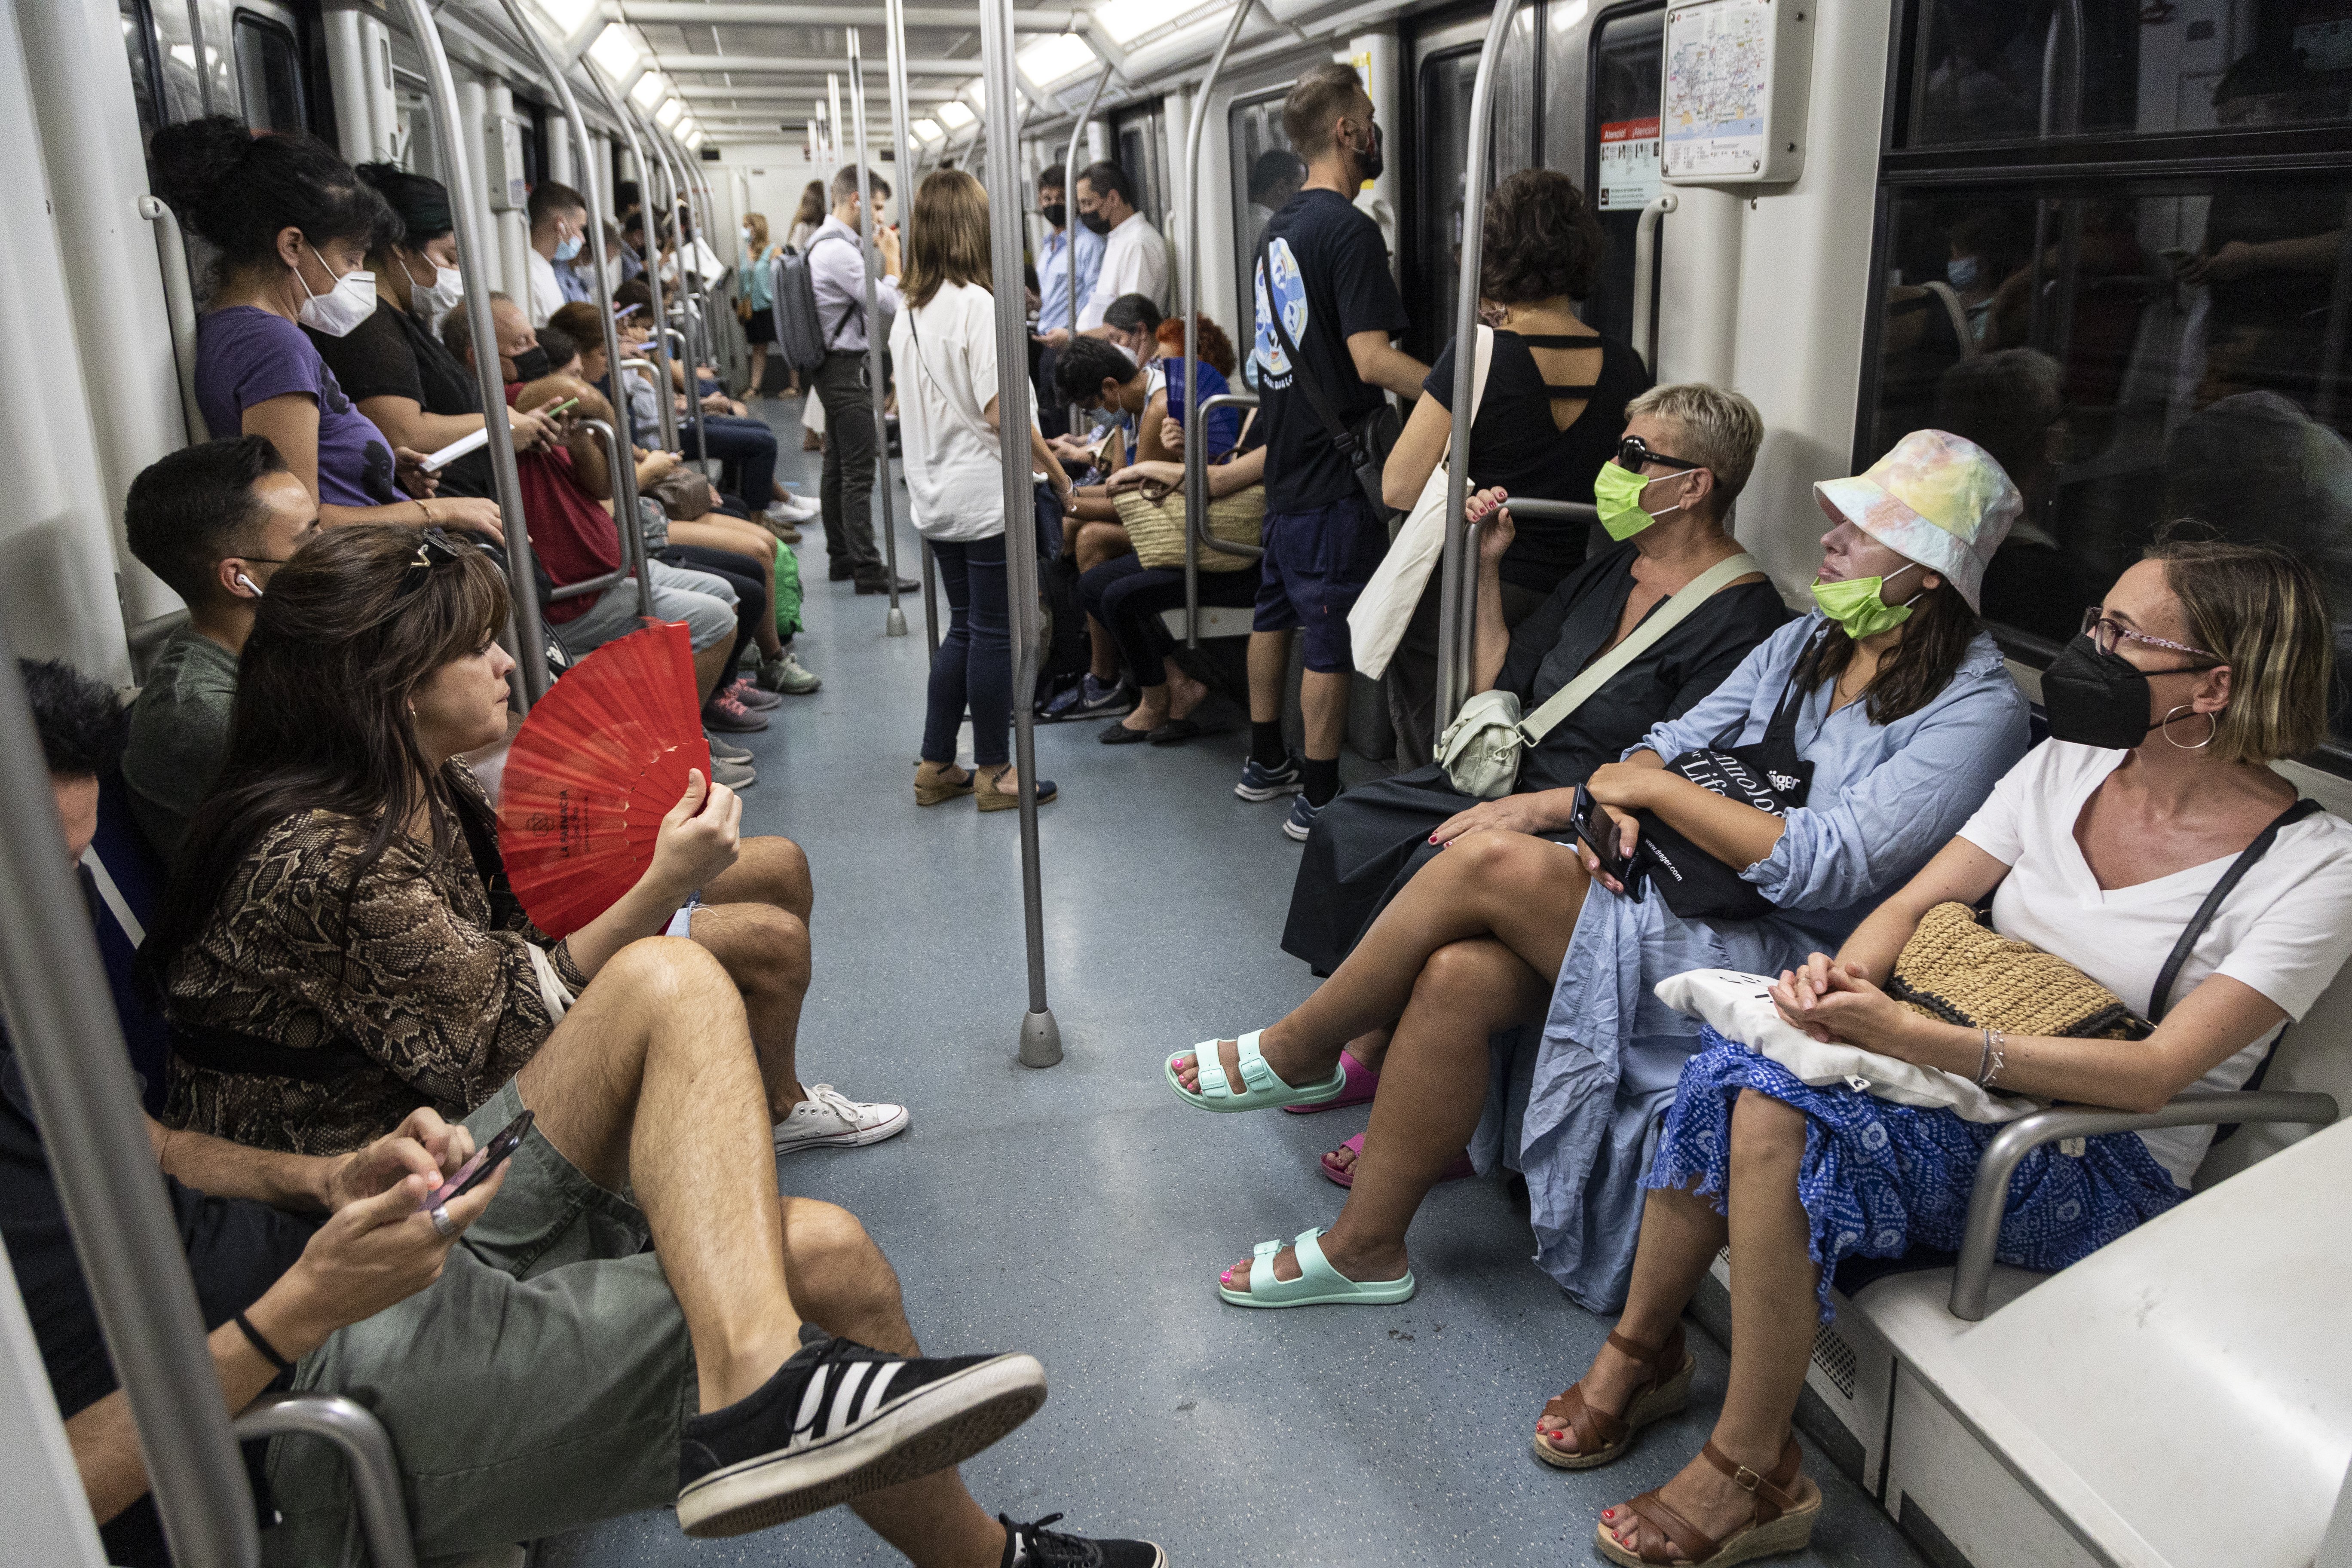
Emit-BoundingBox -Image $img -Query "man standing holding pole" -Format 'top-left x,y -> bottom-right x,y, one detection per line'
808,166 -> 919,595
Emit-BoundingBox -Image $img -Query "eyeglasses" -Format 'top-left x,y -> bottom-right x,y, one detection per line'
398,531 -> 468,599
2080,607 -> 2218,665
1614,435 -> 1700,474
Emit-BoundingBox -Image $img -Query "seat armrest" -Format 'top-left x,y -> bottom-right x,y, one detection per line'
1949,1090 -> 2337,1321
235,1391 -> 419,1568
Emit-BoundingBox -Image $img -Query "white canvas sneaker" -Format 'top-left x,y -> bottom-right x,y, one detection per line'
772,1085 -> 910,1154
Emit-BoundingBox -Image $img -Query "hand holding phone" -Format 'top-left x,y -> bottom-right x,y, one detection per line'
1571,784 -> 1636,892
420,1108 -> 531,1210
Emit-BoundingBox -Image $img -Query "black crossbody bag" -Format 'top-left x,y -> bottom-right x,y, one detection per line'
1256,227 -> 1401,518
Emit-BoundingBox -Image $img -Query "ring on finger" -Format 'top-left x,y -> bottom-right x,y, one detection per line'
429,1204 -> 456,1238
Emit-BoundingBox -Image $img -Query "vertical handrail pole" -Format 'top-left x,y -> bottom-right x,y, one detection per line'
1433,0 -> 1522,747
587,77 -> 685,455
138,196 -> 210,445
849,33 -> 908,634
1181,0 -> 1253,650
1063,61 -> 1114,435
495,0 -> 649,617
0,658 -> 260,1568
980,0 -> 1061,1067
656,126 -> 714,470
885,0 -> 943,654
638,116 -> 708,469
395,0 -> 549,708
1629,191 -> 1676,373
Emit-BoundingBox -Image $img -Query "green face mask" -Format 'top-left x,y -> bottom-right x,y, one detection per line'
1810,562 -> 1923,639
1592,461 -> 1687,541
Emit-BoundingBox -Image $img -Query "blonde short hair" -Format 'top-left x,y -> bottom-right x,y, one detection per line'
1624,383 -> 1765,505
2147,534 -> 2335,765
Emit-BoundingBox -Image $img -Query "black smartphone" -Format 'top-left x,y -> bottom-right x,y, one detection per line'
1570,784 -> 1630,883
420,1108 -> 532,1210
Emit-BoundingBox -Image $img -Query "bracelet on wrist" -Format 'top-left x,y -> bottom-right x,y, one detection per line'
233,1308 -> 296,1374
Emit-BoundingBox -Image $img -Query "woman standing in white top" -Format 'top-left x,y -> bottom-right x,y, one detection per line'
892,169 -> 1074,811
1547,537 -> 2352,1568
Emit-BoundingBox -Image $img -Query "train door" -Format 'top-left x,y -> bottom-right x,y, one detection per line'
1580,3 -> 1663,349
1111,104 -> 1169,231
230,0 -> 309,132
1402,9 -> 1540,363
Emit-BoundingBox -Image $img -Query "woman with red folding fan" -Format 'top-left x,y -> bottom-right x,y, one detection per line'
144,524 -> 906,1160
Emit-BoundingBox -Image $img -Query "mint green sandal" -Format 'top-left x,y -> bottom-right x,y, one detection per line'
1218,1228 -> 1417,1309
1164,1030 -> 1348,1113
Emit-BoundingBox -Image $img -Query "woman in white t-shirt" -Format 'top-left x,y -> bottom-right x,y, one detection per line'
1545,537 -> 2352,1568
891,169 -> 1074,811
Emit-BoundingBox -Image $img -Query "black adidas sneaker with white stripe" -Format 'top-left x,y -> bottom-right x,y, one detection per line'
675,1328 -> 1048,1538
1001,1511 -> 1170,1567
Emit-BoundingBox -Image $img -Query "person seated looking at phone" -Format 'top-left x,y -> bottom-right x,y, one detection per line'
1558,537 -> 2352,1568
1164,430 -> 2031,1312
9,658 -> 1159,1568
147,526 -> 904,1163
120,438 -> 321,863
604,283 -> 807,533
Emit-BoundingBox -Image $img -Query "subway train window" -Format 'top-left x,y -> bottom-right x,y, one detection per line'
231,6 -> 304,132
1583,3 -> 1664,349
118,0 -> 164,144
1903,0 -> 2352,147
1229,87 -> 1304,387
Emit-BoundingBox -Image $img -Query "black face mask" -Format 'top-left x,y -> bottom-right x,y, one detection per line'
1352,121 -> 1385,183
1041,202 -> 1067,229
1079,206 -> 1113,236
2040,635 -> 2163,750
510,346 -> 552,383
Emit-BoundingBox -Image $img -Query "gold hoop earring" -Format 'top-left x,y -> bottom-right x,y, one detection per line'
2161,704 -> 2218,750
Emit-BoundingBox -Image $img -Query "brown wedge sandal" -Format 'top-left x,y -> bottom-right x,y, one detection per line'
914,760 -> 975,807
1596,1435 -> 1821,1567
1532,1324 -> 1694,1470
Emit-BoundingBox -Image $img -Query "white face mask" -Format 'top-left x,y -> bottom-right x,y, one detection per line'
295,242 -> 376,337
404,253 -> 464,317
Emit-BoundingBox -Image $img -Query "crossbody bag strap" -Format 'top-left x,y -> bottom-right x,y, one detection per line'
1256,227 -> 1363,459
2148,797 -> 2323,1022
1513,552 -> 1762,747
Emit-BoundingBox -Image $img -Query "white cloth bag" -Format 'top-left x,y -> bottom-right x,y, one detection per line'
1653,968 -> 2040,1124
1348,325 -> 1493,680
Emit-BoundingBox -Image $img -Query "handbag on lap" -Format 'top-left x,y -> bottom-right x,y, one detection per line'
1111,483 -> 1265,572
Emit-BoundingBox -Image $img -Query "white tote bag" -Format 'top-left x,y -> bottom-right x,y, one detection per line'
1348,325 -> 1493,680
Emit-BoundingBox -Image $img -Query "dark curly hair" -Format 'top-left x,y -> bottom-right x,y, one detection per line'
150,116 -> 398,285
1479,168 -> 1605,306
19,658 -> 128,778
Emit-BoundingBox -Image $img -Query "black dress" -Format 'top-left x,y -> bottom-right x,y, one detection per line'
1283,543 -> 1790,975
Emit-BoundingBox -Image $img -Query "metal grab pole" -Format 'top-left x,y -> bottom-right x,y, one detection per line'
495,0 -> 650,616
640,119 -> 709,470
1061,61 -> 1114,435
885,0 -> 943,654
1629,192 -> 1677,374
849,33 -> 908,634
587,79 -> 685,462
664,129 -> 716,471
1181,0 -> 1253,649
1432,0 -> 1523,751
979,0 -> 1060,1068
234,1395 -> 417,1568
138,196 -> 210,445
1188,391 -> 1265,560
394,0 -> 550,709
0,659 -> 259,1568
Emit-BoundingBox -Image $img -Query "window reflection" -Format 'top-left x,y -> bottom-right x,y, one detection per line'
1228,91 -> 1302,389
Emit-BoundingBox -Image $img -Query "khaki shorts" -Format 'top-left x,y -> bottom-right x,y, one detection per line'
263,1081 -> 697,1566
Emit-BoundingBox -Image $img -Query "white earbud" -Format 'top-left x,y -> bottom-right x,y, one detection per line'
235,571 -> 263,597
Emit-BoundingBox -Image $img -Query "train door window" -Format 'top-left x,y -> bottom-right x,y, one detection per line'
1229,87 -> 1302,387
232,5 -> 304,133
1111,108 -> 1167,233
1866,0 -> 2352,767
118,0 -> 165,146
396,85 -> 441,184
1583,4 -> 1664,349
1407,26 -> 1540,362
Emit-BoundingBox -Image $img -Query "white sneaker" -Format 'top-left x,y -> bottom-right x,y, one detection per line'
766,493 -> 820,523
772,1084 -> 910,1154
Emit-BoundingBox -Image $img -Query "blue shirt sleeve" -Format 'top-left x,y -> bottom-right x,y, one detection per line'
1628,614 -> 1815,763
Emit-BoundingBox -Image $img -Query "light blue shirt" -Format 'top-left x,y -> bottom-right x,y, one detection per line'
1470,612 -> 2032,1311
1036,223 -> 1104,335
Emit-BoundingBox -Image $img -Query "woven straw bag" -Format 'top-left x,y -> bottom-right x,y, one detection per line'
1887,901 -> 2149,1040
1112,483 -> 1264,572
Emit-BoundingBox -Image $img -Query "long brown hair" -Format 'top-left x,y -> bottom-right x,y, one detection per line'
145,526 -> 511,984
792,180 -> 827,230
903,168 -> 992,309
1806,577 -> 1981,725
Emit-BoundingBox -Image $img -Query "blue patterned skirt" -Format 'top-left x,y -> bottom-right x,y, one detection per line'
1647,1030 -> 2187,1320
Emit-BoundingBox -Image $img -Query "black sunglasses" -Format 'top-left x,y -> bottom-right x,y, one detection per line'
1614,435 -> 1701,474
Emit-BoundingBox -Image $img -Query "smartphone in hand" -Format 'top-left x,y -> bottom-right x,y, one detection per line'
420,1109 -> 532,1210
1570,784 -> 1634,887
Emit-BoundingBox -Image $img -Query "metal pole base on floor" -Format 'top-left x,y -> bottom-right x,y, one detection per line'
1019,1008 -> 1063,1069
886,605 -> 908,637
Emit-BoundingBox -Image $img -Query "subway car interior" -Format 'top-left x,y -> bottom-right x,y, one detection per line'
5,0 -> 2352,1565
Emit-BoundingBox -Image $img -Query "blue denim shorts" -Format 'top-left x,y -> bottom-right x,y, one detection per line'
1253,493 -> 1389,673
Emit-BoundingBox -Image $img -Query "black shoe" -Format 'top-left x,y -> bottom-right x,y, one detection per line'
855,574 -> 922,595
1098,718 -> 1154,744
1000,1512 -> 1168,1568
1147,717 -> 1207,745
675,1330 -> 1047,1539
828,563 -> 857,582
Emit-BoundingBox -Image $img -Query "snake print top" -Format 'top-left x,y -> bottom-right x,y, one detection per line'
162,763 -> 586,1156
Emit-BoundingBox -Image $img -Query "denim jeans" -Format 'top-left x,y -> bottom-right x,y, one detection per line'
692,414 -> 776,511
922,535 -> 1011,768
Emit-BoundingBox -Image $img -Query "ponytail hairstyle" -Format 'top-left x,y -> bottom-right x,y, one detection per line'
151,116 -> 399,290
144,526 -> 510,989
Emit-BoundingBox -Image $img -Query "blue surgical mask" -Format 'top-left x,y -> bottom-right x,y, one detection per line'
1946,255 -> 1979,291
555,234 -> 584,262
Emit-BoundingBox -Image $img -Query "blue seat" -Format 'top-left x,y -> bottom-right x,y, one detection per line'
85,769 -> 172,1115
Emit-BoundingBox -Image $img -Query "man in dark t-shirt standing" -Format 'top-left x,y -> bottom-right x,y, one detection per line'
1246,63 -> 1428,840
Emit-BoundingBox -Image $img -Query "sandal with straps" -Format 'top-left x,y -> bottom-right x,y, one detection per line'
1596,1435 -> 1821,1567
1532,1324 -> 1694,1470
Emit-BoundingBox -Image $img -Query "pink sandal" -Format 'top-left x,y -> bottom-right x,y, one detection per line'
1282,1048 -> 1377,1114
1319,1133 -> 1476,1189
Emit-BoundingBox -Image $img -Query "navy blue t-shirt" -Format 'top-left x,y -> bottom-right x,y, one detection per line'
1250,188 -> 1409,513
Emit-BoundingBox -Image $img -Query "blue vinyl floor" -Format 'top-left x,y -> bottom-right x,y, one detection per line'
536,398 -> 1926,1568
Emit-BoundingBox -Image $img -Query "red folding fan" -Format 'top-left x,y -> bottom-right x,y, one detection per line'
498,619 -> 712,937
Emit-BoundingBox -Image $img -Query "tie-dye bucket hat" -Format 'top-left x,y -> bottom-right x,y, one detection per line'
1813,429 -> 2021,611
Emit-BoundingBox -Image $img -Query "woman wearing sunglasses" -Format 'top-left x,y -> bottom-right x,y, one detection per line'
1170,429 -> 2032,1316
1561,535 -> 2352,1568
1282,387 -> 1788,1173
